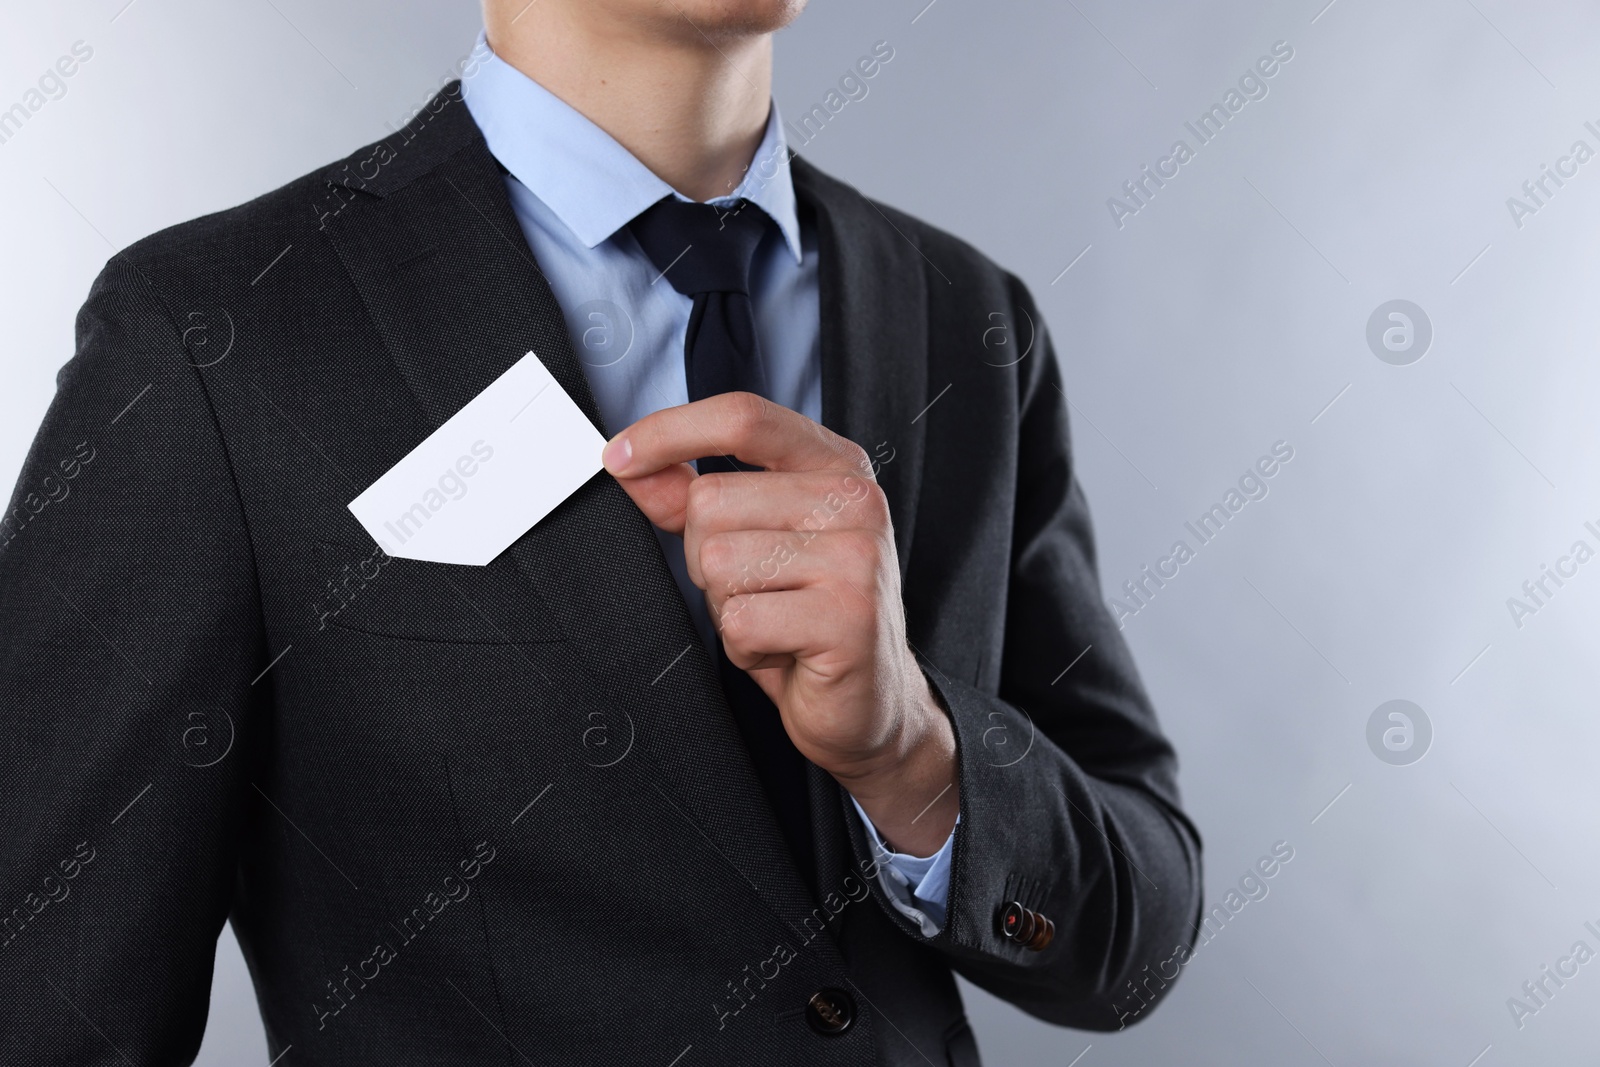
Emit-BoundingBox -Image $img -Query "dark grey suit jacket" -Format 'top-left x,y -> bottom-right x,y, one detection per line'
0,82 -> 1201,1065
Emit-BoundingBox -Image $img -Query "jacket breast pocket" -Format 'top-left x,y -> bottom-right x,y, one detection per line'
309,539 -> 566,645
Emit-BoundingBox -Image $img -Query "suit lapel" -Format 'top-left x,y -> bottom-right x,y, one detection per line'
791,157 -> 932,884
792,156 -> 930,581
317,89 -> 831,945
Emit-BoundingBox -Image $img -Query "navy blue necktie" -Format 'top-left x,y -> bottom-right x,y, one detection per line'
628,197 -> 817,891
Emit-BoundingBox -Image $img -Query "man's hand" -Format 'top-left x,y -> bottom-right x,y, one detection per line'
602,392 -> 958,857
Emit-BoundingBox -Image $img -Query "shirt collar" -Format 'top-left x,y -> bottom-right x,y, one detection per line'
461,31 -> 802,264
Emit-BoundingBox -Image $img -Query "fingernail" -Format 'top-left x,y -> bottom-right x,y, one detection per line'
602,434 -> 632,473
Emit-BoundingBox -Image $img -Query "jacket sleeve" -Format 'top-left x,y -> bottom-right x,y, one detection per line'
857,273 -> 1203,1031
0,253 -> 265,1063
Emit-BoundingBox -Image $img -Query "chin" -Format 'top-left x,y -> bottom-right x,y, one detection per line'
646,0 -> 808,36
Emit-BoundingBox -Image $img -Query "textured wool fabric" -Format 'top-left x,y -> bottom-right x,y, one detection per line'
0,83 -> 1201,1065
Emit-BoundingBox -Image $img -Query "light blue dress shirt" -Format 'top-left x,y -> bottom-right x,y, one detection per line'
461,31 -> 954,933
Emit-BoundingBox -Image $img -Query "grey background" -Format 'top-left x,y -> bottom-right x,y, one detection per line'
4,1 -> 1598,1064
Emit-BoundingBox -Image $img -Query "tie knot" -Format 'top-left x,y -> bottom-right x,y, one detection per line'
627,197 -> 770,297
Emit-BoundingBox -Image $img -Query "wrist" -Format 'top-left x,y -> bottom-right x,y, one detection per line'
836,666 -> 960,857
827,660 -> 943,787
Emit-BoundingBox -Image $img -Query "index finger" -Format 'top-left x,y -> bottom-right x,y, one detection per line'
601,392 -> 868,478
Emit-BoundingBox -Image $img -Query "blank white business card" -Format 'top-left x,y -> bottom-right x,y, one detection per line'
348,352 -> 606,565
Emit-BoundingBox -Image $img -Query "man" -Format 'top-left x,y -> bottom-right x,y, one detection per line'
0,1 -> 1201,1063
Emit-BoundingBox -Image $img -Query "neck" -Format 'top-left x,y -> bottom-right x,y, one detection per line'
484,6 -> 773,202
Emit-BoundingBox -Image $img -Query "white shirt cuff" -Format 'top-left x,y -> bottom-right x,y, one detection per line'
847,794 -> 958,936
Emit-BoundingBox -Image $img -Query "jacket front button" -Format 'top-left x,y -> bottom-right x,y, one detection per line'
805,988 -> 856,1036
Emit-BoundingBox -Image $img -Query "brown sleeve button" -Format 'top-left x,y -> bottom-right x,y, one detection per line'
1000,901 -> 1027,940
999,901 -> 1054,952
